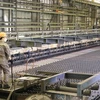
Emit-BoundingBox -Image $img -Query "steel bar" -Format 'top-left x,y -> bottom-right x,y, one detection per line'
0,2 -> 14,5
17,8 -> 41,13
0,7 -> 14,10
46,90 -> 77,96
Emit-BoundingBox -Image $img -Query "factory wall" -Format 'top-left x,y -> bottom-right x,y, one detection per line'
0,0 -> 100,38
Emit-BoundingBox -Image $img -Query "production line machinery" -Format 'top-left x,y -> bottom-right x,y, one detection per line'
7,29 -> 100,66
9,37 -> 100,66
41,71 -> 100,100
2,71 -> 100,100
2,29 -> 100,100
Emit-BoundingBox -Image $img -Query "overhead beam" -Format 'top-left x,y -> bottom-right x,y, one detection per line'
74,0 -> 100,7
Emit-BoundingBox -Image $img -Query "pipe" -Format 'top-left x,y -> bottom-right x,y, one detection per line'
26,57 -> 35,71
90,83 -> 99,90
55,86 -> 77,93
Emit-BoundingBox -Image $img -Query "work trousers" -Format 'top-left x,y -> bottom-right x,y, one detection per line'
0,64 -> 9,83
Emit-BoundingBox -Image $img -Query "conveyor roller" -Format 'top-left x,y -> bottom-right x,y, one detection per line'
55,86 -> 77,93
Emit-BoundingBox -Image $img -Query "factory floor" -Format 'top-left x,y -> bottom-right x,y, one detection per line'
11,46 -> 100,74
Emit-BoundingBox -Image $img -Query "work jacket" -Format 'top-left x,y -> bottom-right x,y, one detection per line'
0,41 -> 10,65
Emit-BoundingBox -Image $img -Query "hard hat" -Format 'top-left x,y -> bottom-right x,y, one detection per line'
0,32 -> 7,38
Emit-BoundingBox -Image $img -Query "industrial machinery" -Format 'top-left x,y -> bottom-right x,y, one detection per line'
9,29 -> 100,66
2,29 -> 100,100
41,71 -> 100,100
1,71 -> 100,100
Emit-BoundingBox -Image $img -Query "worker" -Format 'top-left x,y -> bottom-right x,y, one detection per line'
0,32 -> 11,89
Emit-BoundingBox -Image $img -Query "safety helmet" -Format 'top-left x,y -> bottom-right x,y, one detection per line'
0,32 -> 7,38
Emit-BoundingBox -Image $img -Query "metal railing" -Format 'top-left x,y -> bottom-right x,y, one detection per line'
7,29 -> 100,40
